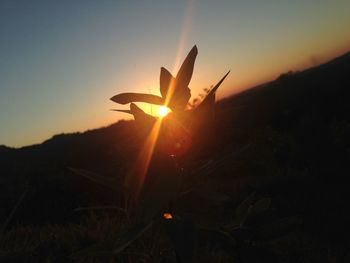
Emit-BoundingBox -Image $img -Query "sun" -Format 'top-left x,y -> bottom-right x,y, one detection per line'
157,106 -> 170,118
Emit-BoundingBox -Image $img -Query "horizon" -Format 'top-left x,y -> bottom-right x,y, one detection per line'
2,48 -> 349,150
1,0 -> 350,147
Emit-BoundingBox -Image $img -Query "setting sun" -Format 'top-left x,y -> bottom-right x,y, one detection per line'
158,106 -> 170,118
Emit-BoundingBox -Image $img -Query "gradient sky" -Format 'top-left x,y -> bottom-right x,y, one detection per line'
1,0 -> 349,147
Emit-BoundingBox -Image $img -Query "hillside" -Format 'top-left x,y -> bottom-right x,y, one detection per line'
0,51 -> 350,262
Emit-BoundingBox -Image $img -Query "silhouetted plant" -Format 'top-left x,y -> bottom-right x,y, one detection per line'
69,46 -> 301,262
111,45 -> 230,156
106,45 -> 230,262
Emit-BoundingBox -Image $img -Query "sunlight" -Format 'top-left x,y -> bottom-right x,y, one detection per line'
158,106 -> 170,118
126,118 -> 162,199
163,213 -> 173,220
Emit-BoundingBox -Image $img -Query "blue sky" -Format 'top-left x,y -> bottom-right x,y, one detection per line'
1,0 -> 350,147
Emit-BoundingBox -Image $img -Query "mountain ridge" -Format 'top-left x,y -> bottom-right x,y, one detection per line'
2,49 -> 349,151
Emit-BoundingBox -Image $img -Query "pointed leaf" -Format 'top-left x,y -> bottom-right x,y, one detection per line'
110,109 -> 133,115
189,181 -> 230,206
1,185 -> 29,232
138,155 -> 181,222
165,46 -> 198,110
253,217 -> 303,241
130,102 -> 145,115
74,206 -> 131,224
167,88 -> 191,111
110,93 -> 164,105
72,243 -> 113,259
198,228 -> 238,259
113,221 -> 153,254
163,219 -> 197,263
193,92 -> 216,119
74,205 -> 127,214
160,67 -> 175,98
175,45 -> 198,89
160,67 -> 191,111
193,71 -> 230,118
130,103 -> 156,123
230,226 -> 254,242
250,198 -> 271,216
203,70 -> 230,100
235,192 -> 255,226
69,167 -> 117,190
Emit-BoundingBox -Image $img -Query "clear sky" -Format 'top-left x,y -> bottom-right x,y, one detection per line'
1,0 -> 349,147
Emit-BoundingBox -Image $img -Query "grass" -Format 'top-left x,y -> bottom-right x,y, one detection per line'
1,115 -> 350,262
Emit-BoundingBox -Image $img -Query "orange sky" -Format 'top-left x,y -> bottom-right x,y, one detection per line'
1,0 -> 349,147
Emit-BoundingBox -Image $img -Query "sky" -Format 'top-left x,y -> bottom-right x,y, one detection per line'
1,0 -> 349,147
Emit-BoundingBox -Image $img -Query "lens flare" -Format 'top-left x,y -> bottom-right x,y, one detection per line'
158,106 -> 170,117
163,213 -> 173,220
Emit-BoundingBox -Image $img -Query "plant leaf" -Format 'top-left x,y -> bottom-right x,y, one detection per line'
163,219 -> 197,263
138,155 -> 181,222
1,185 -> 29,232
198,228 -> 238,259
175,45 -> 198,91
113,221 -> 153,254
253,217 -> 303,241
250,198 -> 271,217
192,71 -> 230,124
235,192 -> 255,226
166,46 -> 198,111
160,67 -> 191,111
72,243 -> 114,259
160,67 -> 176,98
188,181 -> 230,207
110,109 -> 132,115
69,167 -> 117,190
129,103 -> 152,121
110,93 -> 164,105
126,103 -> 157,132
199,70 -> 230,107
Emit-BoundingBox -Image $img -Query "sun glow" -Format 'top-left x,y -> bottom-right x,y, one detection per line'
158,106 -> 170,118
163,213 -> 173,220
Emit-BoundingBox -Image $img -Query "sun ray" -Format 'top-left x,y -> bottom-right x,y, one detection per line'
158,106 -> 170,117
127,117 -> 163,199
164,0 -> 195,108
122,1 -> 196,199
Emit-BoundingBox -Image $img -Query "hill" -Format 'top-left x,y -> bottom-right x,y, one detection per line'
0,145 -> 13,153
0,50 -> 350,262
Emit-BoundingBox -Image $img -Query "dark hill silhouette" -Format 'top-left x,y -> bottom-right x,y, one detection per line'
2,50 -> 349,164
0,145 -> 13,153
0,50 -> 350,261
